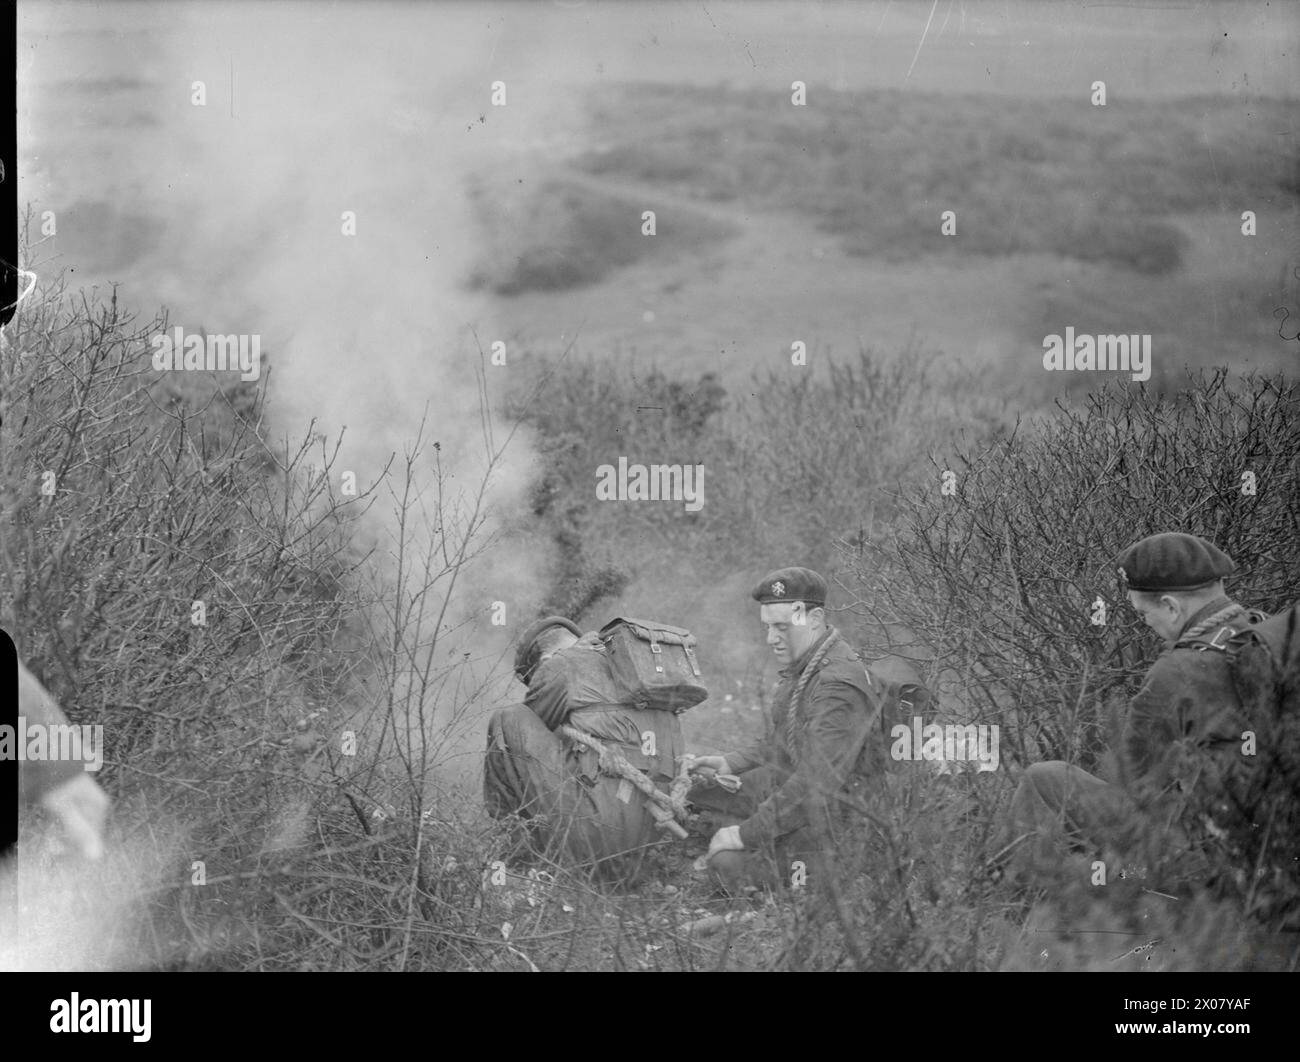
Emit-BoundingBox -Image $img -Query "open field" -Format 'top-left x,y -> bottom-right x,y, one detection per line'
486,84 -> 1298,392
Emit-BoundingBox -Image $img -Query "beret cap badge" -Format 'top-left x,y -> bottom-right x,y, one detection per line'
751,566 -> 827,607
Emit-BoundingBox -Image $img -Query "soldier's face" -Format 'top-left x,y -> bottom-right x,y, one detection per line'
759,602 -> 819,664
1127,591 -> 1181,645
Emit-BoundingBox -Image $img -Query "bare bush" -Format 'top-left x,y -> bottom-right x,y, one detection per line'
844,370 -> 1300,770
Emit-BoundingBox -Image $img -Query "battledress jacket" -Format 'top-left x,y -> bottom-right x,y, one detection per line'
726,630 -> 883,849
1121,597 -> 1258,802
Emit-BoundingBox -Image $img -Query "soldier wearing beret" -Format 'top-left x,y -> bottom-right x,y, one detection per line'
1004,532 -> 1259,879
483,616 -> 684,877
689,566 -> 887,894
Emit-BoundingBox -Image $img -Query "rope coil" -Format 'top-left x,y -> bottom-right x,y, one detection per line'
1177,602 -> 1247,649
559,724 -> 689,839
785,628 -> 841,747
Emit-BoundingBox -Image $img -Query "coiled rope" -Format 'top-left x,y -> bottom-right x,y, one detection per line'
785,628 -> 841,747
1178,602 -> 1245,646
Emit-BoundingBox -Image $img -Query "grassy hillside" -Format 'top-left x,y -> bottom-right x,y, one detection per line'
575,84 -> 1295,275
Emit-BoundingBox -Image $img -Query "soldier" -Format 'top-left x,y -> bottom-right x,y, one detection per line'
483,616 -> 684,878
1004,532 -> 1259,880
690,567 -> 886,894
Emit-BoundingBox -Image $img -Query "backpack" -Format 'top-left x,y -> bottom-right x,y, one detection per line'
862,654 -> 935,736
598,617 -> 708,713
1174,602 -> 1300,707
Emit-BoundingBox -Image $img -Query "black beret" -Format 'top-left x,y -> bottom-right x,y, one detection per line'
514,616 -> 581,682
751,566 -> 827,607
1114,532 -> 1236,593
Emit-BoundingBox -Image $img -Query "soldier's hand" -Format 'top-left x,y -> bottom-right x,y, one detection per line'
687,754 -> 730,776
706,825 -> 744,857
40,774 -> 110,861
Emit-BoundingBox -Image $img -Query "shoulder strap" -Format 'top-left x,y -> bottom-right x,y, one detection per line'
1177,625 -> 1238,653
1175,609 -> 1268,654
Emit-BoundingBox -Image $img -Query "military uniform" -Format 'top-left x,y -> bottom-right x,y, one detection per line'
1122,595 -> 1259,802
697,568 -> 885,891
1005,533 -> 1256,878
483,621 -> 684,876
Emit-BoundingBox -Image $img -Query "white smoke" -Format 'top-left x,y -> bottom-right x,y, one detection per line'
17,0 -> 597,778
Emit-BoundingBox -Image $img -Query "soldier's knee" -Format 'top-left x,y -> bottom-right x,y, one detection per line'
489,704 -> 539,745
493,703 -> 532,724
